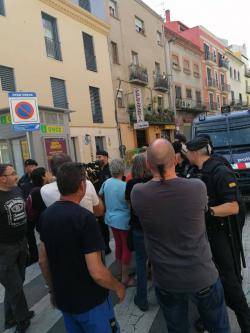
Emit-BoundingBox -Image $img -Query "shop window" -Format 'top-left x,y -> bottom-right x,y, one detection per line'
0,0 -> 5,16
111,41 -> 119,64
109,0 -> 118,18
42,12 -> 62,61
78,0 -> 91,12
0,65 -> 16,91
0,142 -> 11,163
89,86 -> 103,123
50,77 -> 68,109
135,16 -> 145,35
82,32 -> 97,72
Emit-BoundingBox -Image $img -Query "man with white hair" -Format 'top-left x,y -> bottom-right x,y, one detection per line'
131,139 -> 229,333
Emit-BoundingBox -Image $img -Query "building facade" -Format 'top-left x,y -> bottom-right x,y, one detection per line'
226,49 -> 247,109
0,0 -> 118,175
107,0 -> 174,150
165,12 -> 204,138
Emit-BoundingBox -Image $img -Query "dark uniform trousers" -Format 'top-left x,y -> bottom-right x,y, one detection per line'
209,228 -> 250,332
0,238 -> 29,324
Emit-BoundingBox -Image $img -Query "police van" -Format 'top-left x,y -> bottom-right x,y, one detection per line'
192,107 -> 250,201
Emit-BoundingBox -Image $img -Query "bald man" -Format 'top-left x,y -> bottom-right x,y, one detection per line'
131,139 -> 230,333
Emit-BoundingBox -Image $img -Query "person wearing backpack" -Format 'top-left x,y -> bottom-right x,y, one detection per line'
187,137 -> 250,333
26,167 -> 52,265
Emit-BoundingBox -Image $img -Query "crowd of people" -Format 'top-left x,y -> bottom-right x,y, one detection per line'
0,134 -> 249,333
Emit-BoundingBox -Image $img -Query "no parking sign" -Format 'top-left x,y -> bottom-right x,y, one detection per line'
8,92 -> 40,132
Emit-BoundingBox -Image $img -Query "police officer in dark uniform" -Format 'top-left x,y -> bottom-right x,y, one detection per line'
186,137 -> 250,332
95,150 -> 112,255
18,159 -> 38,199
172,141 -> 191,178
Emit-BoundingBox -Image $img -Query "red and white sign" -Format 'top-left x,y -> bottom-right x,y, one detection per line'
134,88 -> 144,123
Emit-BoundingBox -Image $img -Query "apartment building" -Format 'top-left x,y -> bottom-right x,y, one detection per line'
165,11 -> 204,138
226,49 -> 247,109
0,0 -> 118,174
107,0 -> 174,150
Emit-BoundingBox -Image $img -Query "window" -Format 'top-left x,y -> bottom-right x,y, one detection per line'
135,16 -> 144,34
50,77 -> 68,109
231,91 -> 235,103
196,91 -> 201,102
79,0 -> 91,12
238,71 -> 240,81
117,89 -> 124,108
42,12 -> 62,61
209,93 -> 214,105
175,86 -> 182,99
132,51 -> 139,65
207,67 -> 212,80
220,73 -> 225,85
0,0 -> 5,16
234,69 -> 237,79
213,50 -> 217,63
111,41 -> 119,64
89,86 -> 103,123
155,62 -> 160,74
204,43 -> 210,59
183,59 -> 190,74
157,31 -> 162,45
217,95 -> 220,107
157,96 -> 163,110
82,32 -> 97,72
0,65 -> 16,91
186,88 -> 192,99
109,0 -> 118,18
215,72 -> 219,86
223,97 -> 227,106
230,67 -> 232,78
239,93 -> 242,104
95,136 -> 106,152
172,55 -> 180,69
193,64 -> 200,77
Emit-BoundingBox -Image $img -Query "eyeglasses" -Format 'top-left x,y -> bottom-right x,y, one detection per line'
2,171 -> 17,177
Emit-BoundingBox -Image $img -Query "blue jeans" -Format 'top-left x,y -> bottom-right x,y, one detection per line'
133,229 -> 148,307
155,279 -> 230,333
62,296 -> 120,333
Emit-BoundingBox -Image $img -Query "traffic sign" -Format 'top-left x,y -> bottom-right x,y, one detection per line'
134,121 -> 149,130
8,92 -> 40,132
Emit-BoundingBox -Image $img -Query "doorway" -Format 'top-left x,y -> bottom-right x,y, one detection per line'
136,130 -> 147,148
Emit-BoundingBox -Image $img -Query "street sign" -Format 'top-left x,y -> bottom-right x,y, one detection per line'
8,92 -> 40,132
133,88 -> 144,123
134,121 -> 149,130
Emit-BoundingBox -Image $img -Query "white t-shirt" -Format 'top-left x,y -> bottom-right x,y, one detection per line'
41,180 -> 99,213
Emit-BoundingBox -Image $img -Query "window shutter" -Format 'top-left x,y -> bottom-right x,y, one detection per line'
82,32 -> 97,71
50,78 -> 68,109
89,87 -> 103,123
79,0 -> 91,12
0,65 -> 16,91
0,0 -> 5,16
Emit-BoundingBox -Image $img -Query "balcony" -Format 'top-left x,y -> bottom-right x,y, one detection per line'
230,100 -> 248,109
246,85 -> 250,94
206,102 -> 220,111
204,52 -> 217,65
221,83 -> 231,93
175,98 -> 206,112
207,78 -> 218,91
154,74 -> 168,92
44,37 -> 62,61
219,59 -> 229,71
129,64 -> 148,85
245,68 -> 250,78
129,107 -> 174,125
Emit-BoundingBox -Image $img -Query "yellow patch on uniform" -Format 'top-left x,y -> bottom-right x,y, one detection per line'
228,182 -> 236,188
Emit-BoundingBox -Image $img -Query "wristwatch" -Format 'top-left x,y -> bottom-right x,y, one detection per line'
209,207 -> 215,216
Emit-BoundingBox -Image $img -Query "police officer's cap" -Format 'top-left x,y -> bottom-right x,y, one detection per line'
186,137 -> 210,151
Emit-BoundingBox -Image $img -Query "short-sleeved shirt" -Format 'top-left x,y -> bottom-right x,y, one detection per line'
131,178 -> 218,293
99,178 -> 130,230
202,158 -> 238,205
0,187 -> 27,243
39,201 -> 108,314
41,180 -> 99,212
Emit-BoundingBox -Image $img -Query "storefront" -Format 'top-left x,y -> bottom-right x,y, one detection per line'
0,106 -> 73,176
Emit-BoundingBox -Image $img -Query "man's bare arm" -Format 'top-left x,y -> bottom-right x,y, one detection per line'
85,251 -> 125,302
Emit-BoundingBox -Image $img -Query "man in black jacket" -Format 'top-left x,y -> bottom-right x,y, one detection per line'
18,159 -> 38,199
